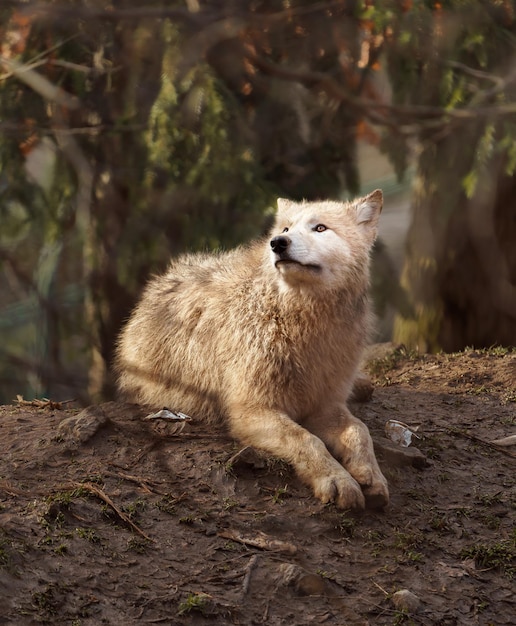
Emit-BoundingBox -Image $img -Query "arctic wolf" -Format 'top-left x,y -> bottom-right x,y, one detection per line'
116,190 -> 389,510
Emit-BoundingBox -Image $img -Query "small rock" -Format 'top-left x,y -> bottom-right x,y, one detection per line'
391,589 -> 421,613
57,406 -> 109,445
374,436 -> 429,469
276,564 -> 330,596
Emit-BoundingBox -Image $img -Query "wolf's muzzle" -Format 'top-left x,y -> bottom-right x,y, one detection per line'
270,235 -> 290,254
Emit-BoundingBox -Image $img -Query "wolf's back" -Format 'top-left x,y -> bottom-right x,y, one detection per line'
115,242 -> 270,420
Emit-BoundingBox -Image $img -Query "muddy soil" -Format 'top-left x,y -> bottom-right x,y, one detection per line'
0,346 -> 515,625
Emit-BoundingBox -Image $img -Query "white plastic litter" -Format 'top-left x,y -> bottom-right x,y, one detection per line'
144,409 -> 192,434
385,419 -> 419,448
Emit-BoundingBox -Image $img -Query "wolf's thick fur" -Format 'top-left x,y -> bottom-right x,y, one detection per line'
115,190 -> 389,509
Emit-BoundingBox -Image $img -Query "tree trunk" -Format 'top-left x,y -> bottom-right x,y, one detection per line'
88,20 -> 166,400
394,127 -> 516,351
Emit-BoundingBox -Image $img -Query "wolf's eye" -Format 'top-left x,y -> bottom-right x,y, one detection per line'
314,224 -> 327,232
282,227 -> 289,233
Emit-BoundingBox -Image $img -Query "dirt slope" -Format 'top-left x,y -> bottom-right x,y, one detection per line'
0,347 -> 515,625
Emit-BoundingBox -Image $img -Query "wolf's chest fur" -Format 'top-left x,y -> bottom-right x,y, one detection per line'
213,279 -> 367,415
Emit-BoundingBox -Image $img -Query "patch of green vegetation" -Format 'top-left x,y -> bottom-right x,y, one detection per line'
334,513 -> 356,538
270,485 -> 289,504
429,513 -> 452,533
397,550 -> 424,564
53,544 -> 68,555
223,497 -> 239,511
361,528 -> 387,557
479,514 -> 501,530
127,537 -> 151,554
46,491 -> 74,509
367,345 -> 417,381
178,508 -> 208,525
391,608 -> 415,625
101,504 -> 116,520
31,587 -> 58,616
177,592 -> 210,616
501,394 -> 516,407
363,529 -> 385,544
82,474 -> 104,485
454,506 -> 472,519
123,499 -> 146,519
471,385 -> 490,395
75,527 -> 101,543
41,508 -> 66,530
475,491 -> 503,507
44,486 -> 92,520
223,460 -> 236,477
393,530 -> 424,550
471,346 -> 513,357
264,457 -> 291,476
156,494 -> 178,515
391,530 -> 426,565
461,531 -> 516,578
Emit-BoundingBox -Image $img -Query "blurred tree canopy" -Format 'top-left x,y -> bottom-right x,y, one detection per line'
0,0 -> 515,404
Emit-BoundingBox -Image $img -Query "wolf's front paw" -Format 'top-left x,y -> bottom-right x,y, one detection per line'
312,470 -> 366,510
348,463 -> 389,509
362,481 -> 389,509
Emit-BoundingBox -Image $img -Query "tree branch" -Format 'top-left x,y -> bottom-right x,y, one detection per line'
244,51 -> 516,135
0,56 -> 80,109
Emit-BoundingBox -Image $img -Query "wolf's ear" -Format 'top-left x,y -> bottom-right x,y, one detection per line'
277,198 -> 295,213
355,189 -> 383,228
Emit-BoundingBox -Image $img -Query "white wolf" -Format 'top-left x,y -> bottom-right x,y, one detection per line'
116,190 -> 389,510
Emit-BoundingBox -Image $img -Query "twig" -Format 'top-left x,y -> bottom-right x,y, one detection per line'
14,395 -> 75,410
490,434 -> 516,447
218,530 -> 297,555
104,470 -> 153,494
372,580 -> 390,596
104,469 -> 169,495
71,481 -> 153,542
241,554 -> 259,599
0,481 -> 28,497
262,600 -> 270,623
445,427 -> 516,459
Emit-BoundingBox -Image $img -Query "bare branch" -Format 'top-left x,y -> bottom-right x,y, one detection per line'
244,51 -> 516,134
0,56 -> 80,109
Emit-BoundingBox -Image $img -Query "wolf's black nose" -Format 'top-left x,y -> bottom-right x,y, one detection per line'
270,235 -> 290,254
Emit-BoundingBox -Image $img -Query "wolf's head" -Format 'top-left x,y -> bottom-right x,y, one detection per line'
269,190 -> 382,291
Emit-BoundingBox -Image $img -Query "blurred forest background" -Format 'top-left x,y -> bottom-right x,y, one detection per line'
1,0 -> 515,405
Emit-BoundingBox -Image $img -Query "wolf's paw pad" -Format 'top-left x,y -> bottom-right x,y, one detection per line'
312,473 -> 365,511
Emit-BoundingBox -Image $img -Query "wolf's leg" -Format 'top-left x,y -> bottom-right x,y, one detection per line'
228,405 -> 366,510
303,409 -> 389,509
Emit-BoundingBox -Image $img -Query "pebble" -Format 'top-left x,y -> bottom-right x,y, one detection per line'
391,589 -> 421,613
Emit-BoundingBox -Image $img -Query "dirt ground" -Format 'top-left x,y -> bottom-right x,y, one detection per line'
0,346 -> 515,625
